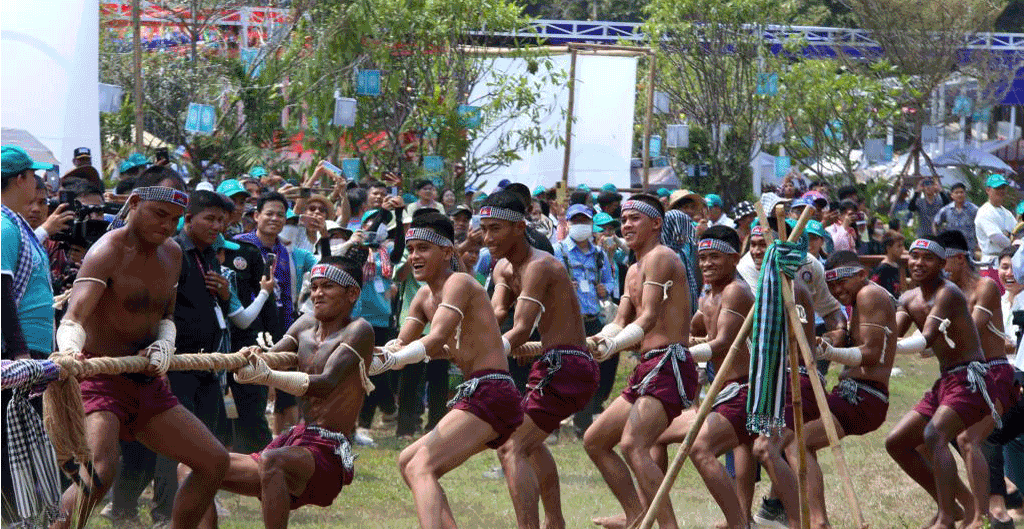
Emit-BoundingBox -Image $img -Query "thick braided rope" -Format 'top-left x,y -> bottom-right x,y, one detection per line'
50,351 -> 297,380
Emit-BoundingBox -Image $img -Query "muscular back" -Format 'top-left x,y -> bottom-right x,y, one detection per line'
494,250 -> 587,350
624,245 -> 691,352
899,280 -> 985,371
963,276 -> 1007,361
72,229 -> 181,357
292,315 -> 375,433
845,282 -> 897,389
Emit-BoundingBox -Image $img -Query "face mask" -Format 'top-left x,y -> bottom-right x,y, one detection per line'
569,223 -> 592,242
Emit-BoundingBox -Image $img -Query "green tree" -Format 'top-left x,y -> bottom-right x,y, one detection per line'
774,58 -> 900,185
643,0 -> 785,202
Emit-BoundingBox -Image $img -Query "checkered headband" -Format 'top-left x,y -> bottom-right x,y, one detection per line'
945,248 -> 970,258
477,205 -> 524,222
622,199 -> 662,219
825,265 -> 863,282
697,237 -> 738,254
405,227 -> 453,248
310,264 -> 359,287
910,239 -> 945,258
132,186 -> 189,208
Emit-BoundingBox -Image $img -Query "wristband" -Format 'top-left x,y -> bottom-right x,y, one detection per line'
55,319 -> 86,356
391,340 -> 427,368
820,342 -> 862,366
607,323 -> 644,355
690,342 -> 712,362
896,331 -> 927,355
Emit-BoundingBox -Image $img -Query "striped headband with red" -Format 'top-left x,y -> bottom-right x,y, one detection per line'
406,227 -> 453,248
622,199 -> 662,219
477,205 -> 524,222
910,238 -> 945,258
697,238 -> 738,254
310,264 -> 359,287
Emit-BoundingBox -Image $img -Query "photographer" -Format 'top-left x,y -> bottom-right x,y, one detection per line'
44,177 -> 109,293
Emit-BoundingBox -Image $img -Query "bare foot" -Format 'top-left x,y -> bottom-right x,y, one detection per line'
922,506 -> 965,529
714,520 -> 728,529
592,514 -> 628,529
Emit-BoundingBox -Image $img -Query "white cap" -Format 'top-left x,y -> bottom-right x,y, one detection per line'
195,181 -> 215,192
325,220 -> 342,232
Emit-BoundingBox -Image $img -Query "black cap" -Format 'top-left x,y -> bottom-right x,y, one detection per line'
74,147 -> 91,158
451,204 -> 473,218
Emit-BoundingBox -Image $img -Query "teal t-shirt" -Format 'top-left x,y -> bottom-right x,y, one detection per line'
2,215 -> 54,353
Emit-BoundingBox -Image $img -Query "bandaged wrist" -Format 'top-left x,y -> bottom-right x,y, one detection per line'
690,342 -> 712,362
157,319 -> 176,344
502,336 -> 511,356
266,369 -> 310,396
56,319 -> 86,356
822,343 -> 862,366
597,322 -> 623,339
391,340 -> 427,368
608,323 -> 644,355
896,331 -> 927,355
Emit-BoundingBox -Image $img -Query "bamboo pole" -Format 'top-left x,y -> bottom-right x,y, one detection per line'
764,203 -> 868,528
635,206 -> 815,529
775,207 -> 810,529
132,0 -> 143,151
561,48 -> 578,192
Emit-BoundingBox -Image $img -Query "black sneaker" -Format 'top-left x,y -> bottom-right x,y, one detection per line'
752,496 -> 787,529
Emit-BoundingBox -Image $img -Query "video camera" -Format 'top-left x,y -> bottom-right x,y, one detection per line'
48,190 -> 113,250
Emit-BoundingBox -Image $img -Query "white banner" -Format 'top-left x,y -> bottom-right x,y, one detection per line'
2,0 -> 100,172
469,54 -> 638,191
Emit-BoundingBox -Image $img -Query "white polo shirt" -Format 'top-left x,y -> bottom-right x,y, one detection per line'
975,201 -> 1016,261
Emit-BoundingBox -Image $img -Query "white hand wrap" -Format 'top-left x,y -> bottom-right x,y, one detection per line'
689,342 -> 712,362
593,322 -> 624,357
382,338 -> 404,354
368,354 -> 392,376
234,356 -> 310,396
606,323 -> 644,356
502,336 -> 511,356
146,340 -> 175,375
55,319 -> 86,356
896,331 -> 927,355
820,342 -> 862,366
387,340 -> 427,369
157,319 -> 176,345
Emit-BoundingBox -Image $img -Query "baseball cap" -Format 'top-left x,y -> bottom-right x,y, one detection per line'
217,179 -> 249,198
533,185 -> 547,197
118,152 -> 150,173
451,204 -> 472,218
212,234 -> 240,251
1016,202 -> 1024,217
195,181 -> 215,192
566,203 -> 594,220
464,186 -> 477,195
73,147 -> 91,159
656,188 -> 672,198
249,166 -> 268,178
402,193 -> 416,204
806,220 -> 826,238
601,183 -> 617,193
790,196 -> 813,209
593,212 -> 619,229
731,200 -> 755,220
497,179 -> 512,190
287,208 -> 297,220
801,190 -> 828,207
61,165 -> 102,187
986,173 -> 1009,188
705,194 -> 724,208
2,145 -> 54,175
576,184 -> 590,192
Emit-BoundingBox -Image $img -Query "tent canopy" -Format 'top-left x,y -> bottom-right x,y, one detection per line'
2,127 -> 60,166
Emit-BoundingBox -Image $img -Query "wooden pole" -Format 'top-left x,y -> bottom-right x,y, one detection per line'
132,0 -> 144,151
561,49 -> 578,192
641,53 -> 656,190
764,203 -> 868,528
635,206 -> 815,529
775,207 -> 810,529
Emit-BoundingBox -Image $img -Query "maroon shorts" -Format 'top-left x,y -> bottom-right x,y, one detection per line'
79,354 -> 179,442
451,369 -> 524,449
711,379 -> 754,446
524,346 -> 600,433
988,359 -> 1017,411
826,378 -> 889,436
783,371 -> 821,429
250,422 -> 353,509
913,364 -> 992,428
621,344 -> 698,421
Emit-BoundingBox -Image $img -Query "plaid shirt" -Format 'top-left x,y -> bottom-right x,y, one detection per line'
1,205 -> 50,305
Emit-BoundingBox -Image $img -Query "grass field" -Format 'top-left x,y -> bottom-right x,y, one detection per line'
92,353 -> 962,528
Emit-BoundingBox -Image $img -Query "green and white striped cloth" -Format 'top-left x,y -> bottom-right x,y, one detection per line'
746,234 -> 807,437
